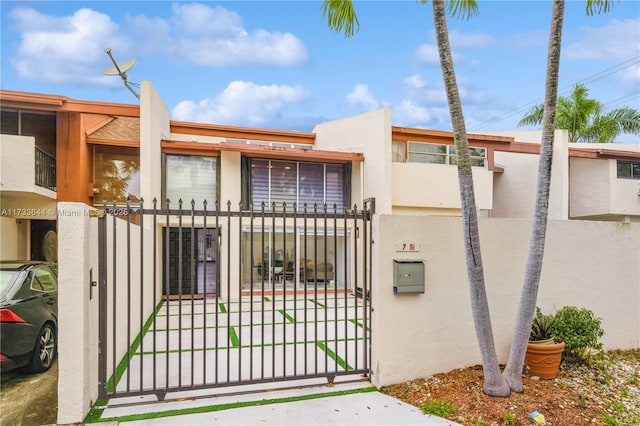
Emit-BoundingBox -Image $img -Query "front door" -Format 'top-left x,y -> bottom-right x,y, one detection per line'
163,227 -> 217,297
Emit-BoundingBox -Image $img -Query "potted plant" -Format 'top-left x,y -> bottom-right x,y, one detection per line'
524,308 -> 565,379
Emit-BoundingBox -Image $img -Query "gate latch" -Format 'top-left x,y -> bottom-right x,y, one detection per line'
89,268 -> 98,300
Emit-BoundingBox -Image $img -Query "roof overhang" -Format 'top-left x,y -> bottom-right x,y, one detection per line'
161,140 -> 364,163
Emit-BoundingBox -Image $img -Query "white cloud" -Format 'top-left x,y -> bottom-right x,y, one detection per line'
565,18 -> 640,62
413,44 -> 440,65
449,30 -> 495,49
9,7 -> 130,85
345,84 -> 380,110
129,3 -> 309,66
7,4 -> 309,86
172,80 -> 310,127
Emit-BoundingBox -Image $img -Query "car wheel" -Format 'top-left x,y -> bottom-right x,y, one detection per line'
23,323 -> 56,373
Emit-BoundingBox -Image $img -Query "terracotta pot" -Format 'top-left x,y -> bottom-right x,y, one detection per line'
524,340 -> 566,379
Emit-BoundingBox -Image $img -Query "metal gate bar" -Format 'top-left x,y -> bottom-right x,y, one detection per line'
98,198 -> 373,400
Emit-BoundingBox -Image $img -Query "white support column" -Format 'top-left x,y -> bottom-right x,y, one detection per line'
57,202 -> 99,424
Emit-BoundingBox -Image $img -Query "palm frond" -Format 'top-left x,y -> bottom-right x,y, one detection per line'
586,0 -> 613,16
321,0 -> 360,37
518,104 -> 545,127
419,0 -> 478,20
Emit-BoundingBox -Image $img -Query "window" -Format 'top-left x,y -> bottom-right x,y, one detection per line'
0,109 -> 56,157
392,141 -> 406,163
243,158 -> 350,211
31,267 -> 57,293
394,141 -> 486,167
164,154 -> 219,209
93,145 -> 140,204
617,161 -> 640,179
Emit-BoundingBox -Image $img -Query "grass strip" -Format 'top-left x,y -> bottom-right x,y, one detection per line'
348,318 -> 370,331
229,326 -> 240,348
106,301 -> 164,393
308,298 -> 325,308
218,302 -> 227,313
139,337 -> 364,355
87,386 -> 377,423
278,309 -> 297,324
316,340 -> 352,371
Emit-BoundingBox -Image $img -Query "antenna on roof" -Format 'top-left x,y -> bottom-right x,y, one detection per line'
103,48 -> 140,100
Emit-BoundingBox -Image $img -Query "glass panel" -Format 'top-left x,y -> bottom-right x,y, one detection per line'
299,162 -> 324,209
32,267 -> 57,292
617,161 -> 632,179
0,109 -> 18,135
632,162 -> 640,179
270,160 -> 297,208
166,155 -> 217,209
21,112 -> 56,157
409,142 -> 446,154
325,164 -> 345,211
93,145 -> 140,203
408,152 -> 446,164
251,159 -> 270,209
0,271 -> 22,297
392,141 -> 406,162
469,147 -> 486,157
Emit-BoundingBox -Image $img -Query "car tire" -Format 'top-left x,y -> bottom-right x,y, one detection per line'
23,323 -> 56,373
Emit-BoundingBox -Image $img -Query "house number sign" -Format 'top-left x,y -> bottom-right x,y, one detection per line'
395,239 -> 421,252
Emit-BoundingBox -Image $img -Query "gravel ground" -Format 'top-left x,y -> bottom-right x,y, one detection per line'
382,349 -> 640,426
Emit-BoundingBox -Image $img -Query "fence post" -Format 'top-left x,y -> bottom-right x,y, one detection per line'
57,202 -> 100,423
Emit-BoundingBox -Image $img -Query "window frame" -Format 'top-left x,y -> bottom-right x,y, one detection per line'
162,153 -> 220,209
393,141 -> 487,168
242,157 -> 351,211
616,160 -> 640,180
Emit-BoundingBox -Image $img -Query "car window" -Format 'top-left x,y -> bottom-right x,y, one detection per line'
31,267 -> 57,292
0,270 -> 22,298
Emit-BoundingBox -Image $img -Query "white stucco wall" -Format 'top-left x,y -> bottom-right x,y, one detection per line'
488,130 -> 569,220
392,162 -> 493,211
570,158 -> 640,220
1,135 -> 35,192
57,203 -> 100,424
140,81 -> 170,204
371,215 -> 640,387
313,109 -> 392,214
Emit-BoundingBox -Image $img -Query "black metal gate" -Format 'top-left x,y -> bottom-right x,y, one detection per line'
98,199 -> 374,401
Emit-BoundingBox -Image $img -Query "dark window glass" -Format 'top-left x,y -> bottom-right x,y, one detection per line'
617,161 -> 633,179
299,163 -> 324,208
251,159 -> 270,209
270,161 -> 297,207
247,158 -> 348,211
0,109 -> 19,134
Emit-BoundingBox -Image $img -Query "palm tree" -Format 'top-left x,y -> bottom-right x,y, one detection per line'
322,0 -> 510,397
502,0 -> 613,393
519,83 -> 640,143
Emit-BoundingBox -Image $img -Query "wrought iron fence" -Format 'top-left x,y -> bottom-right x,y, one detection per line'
98,198 -> 374,400
35,146 -> 56,191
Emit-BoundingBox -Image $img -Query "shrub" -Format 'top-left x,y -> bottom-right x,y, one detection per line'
420,399 -> 457,417
550,306 -> 604,359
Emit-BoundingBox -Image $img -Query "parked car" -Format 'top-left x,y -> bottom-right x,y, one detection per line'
0,261 -> 58,373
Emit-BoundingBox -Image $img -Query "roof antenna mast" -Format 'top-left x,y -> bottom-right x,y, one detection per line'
103,48 -> 140,100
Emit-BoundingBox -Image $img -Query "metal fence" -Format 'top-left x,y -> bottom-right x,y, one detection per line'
35,146 -> 56,191
97,198 -> 374,401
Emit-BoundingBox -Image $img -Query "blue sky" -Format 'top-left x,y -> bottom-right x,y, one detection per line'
1,1 -> 639,141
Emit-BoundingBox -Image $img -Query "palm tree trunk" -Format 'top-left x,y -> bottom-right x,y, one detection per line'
503,0 -> 565,393
432,0 -> 510,398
